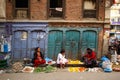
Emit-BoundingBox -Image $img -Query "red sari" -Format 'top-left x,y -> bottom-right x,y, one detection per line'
34,52 -> 46,67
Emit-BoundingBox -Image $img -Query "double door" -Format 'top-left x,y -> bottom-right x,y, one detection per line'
12,30 -> 47,59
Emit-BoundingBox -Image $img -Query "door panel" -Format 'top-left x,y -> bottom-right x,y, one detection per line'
48,30 -> 63,60
13,31 -> 27,59
81,31 -> 97,54
65,30 -> 80,59
31,31 -> 46,58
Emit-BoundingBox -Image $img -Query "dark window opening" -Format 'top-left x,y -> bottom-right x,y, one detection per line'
50,0 -> 62,8
83,10 -> 96,18
49,0 -> 63,18
83,0 -> 97,18
110,25 -> 114,30
15,0 -> 28,8
14,0 -> 29,19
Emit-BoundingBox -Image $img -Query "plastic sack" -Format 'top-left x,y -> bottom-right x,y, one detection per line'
101,56 -> 109,61
102,60 -> 112,72
101,56 -> 112,72
102,60 -> 111,68
104,68 -> 112,72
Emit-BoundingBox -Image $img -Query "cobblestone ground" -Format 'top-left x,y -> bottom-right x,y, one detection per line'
0,68 -> 120,80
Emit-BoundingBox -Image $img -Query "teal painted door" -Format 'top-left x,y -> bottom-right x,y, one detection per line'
65,30 -> 80,59
81,30 -> 97,54
48,30 -> 63,60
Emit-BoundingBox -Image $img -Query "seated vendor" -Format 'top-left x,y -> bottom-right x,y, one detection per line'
57,49 -> 68,69
82,48 -> 97,68
33,47 -> 46,67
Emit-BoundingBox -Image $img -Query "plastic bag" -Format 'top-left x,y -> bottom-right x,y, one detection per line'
101,56 -> 112,72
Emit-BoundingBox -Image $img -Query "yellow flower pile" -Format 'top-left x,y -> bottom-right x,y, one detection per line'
67,60 -> 84,64
68,67 -> 86,72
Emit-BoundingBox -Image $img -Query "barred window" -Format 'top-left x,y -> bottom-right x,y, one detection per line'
83,0 -> 96,18
49,0 -> 63,18
14,0 -> 29,19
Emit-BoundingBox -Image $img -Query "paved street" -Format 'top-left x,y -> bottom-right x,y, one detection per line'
0,68 -> 120,80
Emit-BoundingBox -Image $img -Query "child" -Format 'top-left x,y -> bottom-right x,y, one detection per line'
57,49 -> 68,69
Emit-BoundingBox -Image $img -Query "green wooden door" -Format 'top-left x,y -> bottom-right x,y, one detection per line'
65,30 -> 80,59
48,30 -> 63,60
81,30 -> 97,54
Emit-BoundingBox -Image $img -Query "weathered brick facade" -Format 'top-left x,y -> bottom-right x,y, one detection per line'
65,0 -> 82,20
6,0 -> 105,21
6,0 -> 13,19
5,0 -> 109,59
30,0 -> 48,20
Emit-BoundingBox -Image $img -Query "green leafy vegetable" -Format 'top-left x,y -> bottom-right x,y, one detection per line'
34,65 -> 56,73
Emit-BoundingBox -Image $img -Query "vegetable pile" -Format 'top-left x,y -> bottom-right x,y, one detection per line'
34,65 -> 56,73
68,67 -> 86,72
68,67 -> 103,72
67,60 -> 84,64
112,64 -> 120,72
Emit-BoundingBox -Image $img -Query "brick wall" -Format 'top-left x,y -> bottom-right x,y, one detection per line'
6,0 -> 47,20
6,0 -> 105,21
6,0 -> 13,20
65,0 -> 82,20
30,0 -> 47,20
98,0 -> 105,21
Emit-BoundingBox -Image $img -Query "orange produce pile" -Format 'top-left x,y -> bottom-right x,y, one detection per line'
68,67 -> 86,72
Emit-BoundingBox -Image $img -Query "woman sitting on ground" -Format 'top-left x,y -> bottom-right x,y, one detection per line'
33,47 -> 46,67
